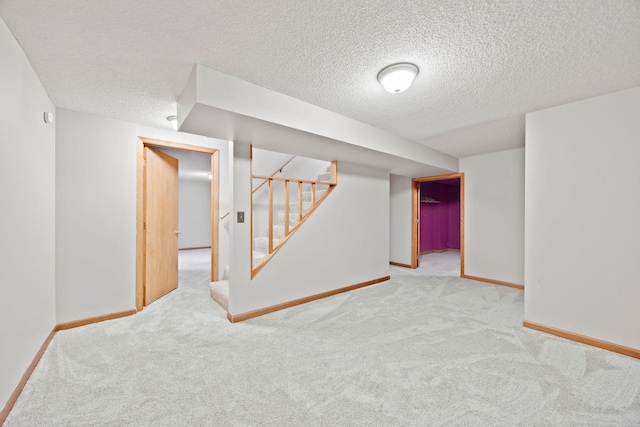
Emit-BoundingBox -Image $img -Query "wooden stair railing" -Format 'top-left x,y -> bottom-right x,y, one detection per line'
251,160 -> 337,278
218,156 -> 296,229
252,155 -> 297,194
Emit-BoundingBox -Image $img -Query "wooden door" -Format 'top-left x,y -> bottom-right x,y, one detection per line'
144,147 -> 179,305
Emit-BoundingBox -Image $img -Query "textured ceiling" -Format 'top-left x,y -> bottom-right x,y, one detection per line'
1,1 -> 639,158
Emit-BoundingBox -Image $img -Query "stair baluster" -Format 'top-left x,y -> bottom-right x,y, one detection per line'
284,180 -> 290,235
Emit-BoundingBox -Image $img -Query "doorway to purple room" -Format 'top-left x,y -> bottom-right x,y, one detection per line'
411,173 -> 464,274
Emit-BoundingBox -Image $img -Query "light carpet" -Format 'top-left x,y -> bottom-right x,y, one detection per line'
410,251 -> 461,276
4,251 -> 640,426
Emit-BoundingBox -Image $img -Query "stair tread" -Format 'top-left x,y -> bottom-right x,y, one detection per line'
317,172 -> 331,181
253,250 -> 267,260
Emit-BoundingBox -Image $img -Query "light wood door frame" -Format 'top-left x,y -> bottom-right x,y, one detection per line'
136,137 -> 220,311
411,173 -> 464,276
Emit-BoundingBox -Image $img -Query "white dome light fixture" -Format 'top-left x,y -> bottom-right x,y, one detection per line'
167,115 -> 178,130
377,63 -> 419,93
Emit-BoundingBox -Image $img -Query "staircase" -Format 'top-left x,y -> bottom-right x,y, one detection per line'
252,180 -> 329,266
210,162 -> 336,312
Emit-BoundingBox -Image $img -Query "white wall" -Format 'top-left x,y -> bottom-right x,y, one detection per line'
525,86 -> 640,350
56,110 -> 138,323
0,17 -> 56,410
251,148 -> 292,177
460,149 -> 525,284
178,179 -> 211,249
267,154 -> 329,182
389,174 -> 413,266
55,112 -> 232,325
230,145 -> 390,315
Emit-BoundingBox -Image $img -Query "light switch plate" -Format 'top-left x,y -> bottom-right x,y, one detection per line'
237,211 -> 245,223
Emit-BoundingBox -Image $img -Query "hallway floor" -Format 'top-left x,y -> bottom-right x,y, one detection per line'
391,250 -> 461,277
177,248 -> 211,292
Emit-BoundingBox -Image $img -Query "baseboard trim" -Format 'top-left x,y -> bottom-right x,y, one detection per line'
1,308 -> 138,424
523,321 -> 640,359
390,261 -> 412,268
228,276 -> 391,323
462,274 -> 524,290
0,327 -> 56,425
55,309 -> 137,331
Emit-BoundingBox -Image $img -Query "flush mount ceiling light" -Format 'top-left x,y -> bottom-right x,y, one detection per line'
377,63 -> 419,93
167,115 -> 178,130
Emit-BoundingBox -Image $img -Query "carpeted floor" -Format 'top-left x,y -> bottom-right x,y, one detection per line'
4,250 -> 640,426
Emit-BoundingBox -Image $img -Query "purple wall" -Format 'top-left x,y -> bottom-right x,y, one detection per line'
419,180 -> 461,252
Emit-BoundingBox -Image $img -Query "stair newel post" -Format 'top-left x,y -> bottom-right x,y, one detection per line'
298,181 -> 303,223
330,161 -> 338,185
268,178 -> 274,254
284,180 -> 290,236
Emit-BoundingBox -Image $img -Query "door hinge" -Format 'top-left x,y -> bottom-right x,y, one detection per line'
144,222 -> 146,230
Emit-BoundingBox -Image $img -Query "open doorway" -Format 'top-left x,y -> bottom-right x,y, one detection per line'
412,173 -> 464,275
135,137 -> 219,311
157,147 -> 214,294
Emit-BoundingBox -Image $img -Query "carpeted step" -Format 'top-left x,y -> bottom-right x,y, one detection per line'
277,212 -> 300,226
254,237 -> 281,257
254,237 -> 269,253
301,190 -> 312,202
289,201 -> 312,213
301,188 -> 328,202
210,280 -> 229,311
253,250 -> 267,266
302,182 -> 330,192
273,224 -> 285,239
317,171 -> 332,182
